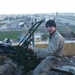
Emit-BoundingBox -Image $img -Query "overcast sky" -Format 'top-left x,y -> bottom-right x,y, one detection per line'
0,0 -> 75,14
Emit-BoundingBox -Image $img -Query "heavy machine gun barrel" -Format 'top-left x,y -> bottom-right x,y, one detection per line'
18,20 -> 44,47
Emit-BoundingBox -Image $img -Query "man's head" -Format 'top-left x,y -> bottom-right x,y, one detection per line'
46,20 -> 56,34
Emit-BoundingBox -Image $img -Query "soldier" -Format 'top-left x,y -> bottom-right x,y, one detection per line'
28,20 -> 64,75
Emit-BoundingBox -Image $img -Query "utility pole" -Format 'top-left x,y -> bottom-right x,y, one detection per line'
31,21 -> 34,47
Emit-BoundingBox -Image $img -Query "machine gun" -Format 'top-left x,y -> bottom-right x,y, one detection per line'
0,20 -> 44,74
13,20 -> 44,73
0,20 -> 74,75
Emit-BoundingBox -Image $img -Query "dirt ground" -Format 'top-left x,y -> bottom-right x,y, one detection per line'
0,56 -> 75,75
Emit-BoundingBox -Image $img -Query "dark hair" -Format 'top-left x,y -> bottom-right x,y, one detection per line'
46,20 -> 56,28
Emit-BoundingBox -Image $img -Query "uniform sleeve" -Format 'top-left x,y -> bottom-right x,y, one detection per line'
33,36 -> 60,58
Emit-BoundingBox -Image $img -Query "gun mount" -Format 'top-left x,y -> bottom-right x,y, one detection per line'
0,20 -> 44,74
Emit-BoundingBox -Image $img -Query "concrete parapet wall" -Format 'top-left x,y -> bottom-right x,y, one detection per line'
34,43 -> 75,56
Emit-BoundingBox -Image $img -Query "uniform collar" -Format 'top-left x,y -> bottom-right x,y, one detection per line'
50,30 -> 56,36
50,30 -> 57,39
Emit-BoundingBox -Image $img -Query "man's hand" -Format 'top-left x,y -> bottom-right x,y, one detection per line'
28,44 -> 33,51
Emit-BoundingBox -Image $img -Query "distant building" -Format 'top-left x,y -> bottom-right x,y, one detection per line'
18,22 -> 25,28
34,33 -> 41,42
0,25 -> 8,29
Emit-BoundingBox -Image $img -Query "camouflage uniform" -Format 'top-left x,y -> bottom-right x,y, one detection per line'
32,31 -> 64,75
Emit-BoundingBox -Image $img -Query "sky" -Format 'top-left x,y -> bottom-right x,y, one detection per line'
0,0 -> 75,14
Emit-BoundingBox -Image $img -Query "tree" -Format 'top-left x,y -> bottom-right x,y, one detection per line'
41,33 -> 48,41
71,31 -> 75,37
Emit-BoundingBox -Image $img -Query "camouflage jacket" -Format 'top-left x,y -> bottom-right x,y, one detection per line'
33,31 -> 64,58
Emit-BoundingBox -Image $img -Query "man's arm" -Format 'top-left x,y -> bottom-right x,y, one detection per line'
33,36 -> 60,58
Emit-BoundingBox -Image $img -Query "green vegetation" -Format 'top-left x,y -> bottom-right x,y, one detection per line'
0,30 -> 26,41
41,33 -> 48,41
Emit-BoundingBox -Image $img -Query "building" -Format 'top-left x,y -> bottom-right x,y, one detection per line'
34,33 -> 41,42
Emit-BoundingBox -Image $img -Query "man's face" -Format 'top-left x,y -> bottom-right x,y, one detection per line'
47,26 -> 56,34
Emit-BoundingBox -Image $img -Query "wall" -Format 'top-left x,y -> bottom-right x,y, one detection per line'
34,43 -> 75,56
